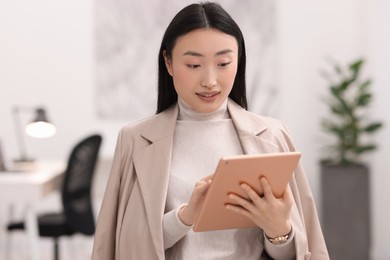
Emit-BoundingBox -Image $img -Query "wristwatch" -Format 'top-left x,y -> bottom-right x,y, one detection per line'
267,233 -> 290,245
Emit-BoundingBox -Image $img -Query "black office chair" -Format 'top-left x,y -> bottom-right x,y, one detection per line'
6,134 -> 102,260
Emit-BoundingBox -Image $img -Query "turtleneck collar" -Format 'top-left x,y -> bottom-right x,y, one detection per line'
177,97 -> 230,121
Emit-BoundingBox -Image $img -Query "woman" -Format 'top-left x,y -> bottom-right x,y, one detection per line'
92,2 -> 329,259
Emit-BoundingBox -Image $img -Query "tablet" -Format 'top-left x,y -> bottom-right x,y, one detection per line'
193,151 -> 301,232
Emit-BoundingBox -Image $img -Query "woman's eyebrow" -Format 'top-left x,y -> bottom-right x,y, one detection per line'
183,50 -> 203,57
215,49 -> 233,56
182,49 -> 233,57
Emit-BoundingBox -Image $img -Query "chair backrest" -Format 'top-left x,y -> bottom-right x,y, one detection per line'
61,134 -> 102,235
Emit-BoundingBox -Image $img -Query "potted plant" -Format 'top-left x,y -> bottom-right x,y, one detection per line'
319,58 -> 383,260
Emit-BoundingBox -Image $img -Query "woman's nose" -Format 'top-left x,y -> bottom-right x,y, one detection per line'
201,68 -> 217,88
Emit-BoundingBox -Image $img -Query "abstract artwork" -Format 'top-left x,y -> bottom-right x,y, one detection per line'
95,0 -> 279,121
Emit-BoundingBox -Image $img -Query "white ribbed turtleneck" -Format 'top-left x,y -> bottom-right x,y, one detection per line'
177,97 -> 230,121
164,98 -> 265,260
163,98 -> 295,259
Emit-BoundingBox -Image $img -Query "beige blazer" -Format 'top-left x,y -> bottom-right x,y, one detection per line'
92,99 -> 329,260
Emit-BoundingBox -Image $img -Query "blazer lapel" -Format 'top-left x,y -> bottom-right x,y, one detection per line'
133,105 -> 179,258
228,100 -> 271,154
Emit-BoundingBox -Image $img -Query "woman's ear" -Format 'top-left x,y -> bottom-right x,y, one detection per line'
163,50 -> 173,76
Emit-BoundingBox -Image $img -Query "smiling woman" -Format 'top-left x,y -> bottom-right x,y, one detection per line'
92,2 -> 329,260
163,29 -> 238,113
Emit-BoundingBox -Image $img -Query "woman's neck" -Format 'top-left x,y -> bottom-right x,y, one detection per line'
177,98 -> 229,121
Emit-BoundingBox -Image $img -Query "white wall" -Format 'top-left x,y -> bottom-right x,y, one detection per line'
0,0 -> 123,163
368,0 -> 390,258
0,0 -> 389,258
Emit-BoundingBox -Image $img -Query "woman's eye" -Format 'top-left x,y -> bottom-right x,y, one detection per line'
187,64 -> 200,68
219,62 -> 231,67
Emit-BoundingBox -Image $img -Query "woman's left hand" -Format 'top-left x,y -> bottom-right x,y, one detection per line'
226,177 -> 293,238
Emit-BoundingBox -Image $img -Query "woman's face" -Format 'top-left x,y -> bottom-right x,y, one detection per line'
164,29 -> 238,113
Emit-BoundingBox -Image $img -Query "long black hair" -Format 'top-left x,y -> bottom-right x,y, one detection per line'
156,2 -> 247,113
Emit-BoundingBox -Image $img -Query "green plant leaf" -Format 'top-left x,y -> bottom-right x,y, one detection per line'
364,122 -> 383,132
330,105 -> 344,115
358,79 -> 371,91
349,59 -> 364,78
340,80 -> 352,91
356,93 -> 372,106
330,86 -> 342,96
353,144 -> 377,154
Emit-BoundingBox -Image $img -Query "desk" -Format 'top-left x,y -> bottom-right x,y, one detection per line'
0,161 -> 65,260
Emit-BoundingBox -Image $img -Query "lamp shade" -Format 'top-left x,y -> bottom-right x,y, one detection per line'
25,108 -> 56,138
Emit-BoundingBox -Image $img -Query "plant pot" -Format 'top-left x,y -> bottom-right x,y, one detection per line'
321,163 -> 370,260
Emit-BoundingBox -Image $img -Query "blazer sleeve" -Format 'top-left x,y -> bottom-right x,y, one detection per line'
279,123 -> 329,259
92,129 -> 126,259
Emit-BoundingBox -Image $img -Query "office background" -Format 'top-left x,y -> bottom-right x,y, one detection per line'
0,0 -> 389,259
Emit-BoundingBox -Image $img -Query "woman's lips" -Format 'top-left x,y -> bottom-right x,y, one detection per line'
196,91 -> 220,100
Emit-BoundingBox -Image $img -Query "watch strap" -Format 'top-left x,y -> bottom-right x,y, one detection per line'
265,228 -> 292,245
267,234 -> 289,245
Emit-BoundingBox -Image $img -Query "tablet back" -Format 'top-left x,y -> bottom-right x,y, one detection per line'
193,151 -> 301,232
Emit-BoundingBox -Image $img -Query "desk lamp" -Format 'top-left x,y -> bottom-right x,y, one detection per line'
13,106 -> 56,163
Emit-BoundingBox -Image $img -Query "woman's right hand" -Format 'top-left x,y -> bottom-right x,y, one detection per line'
178,174 -> 213,226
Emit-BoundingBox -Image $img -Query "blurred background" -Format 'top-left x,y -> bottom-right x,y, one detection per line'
0,0 -> 389,259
